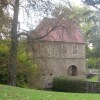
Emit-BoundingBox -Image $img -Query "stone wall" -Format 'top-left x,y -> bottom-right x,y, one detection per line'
31,41 -> 86,88
33,41 -> 85,58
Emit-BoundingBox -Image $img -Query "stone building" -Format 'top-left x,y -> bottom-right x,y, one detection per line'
30,18 -> 86,88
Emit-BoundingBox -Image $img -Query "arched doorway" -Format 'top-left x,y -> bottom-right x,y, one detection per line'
68,65 -> 77,76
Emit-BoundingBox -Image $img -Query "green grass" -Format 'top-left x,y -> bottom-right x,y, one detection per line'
0,84 -> 100,100
87,75 -> 98,82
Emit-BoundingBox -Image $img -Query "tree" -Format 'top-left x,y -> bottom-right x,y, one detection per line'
1,0 -> 69,86
82,0 -> 100,82
3,0 -> 97,86
52,5 -> 98,47
8,0 -> 20,86
53,3 -> 100,71
0,6 -> 11,39
82,0 -> 100,58
82,0 -> 100,5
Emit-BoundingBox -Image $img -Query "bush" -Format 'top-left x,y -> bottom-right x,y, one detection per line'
0,40 -> 38,88
53,76 -> 86,93
0,50 -> 8,84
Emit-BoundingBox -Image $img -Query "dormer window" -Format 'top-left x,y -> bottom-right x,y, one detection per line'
72,45 -> 78,54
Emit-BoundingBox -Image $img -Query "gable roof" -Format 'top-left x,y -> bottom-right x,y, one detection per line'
31,17 -> 85,43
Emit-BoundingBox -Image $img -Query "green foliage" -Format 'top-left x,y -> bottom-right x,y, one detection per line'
87,58 -> 100,69
0,39 -> 38,88
87,45 -> 100,69
16,40 -> 38,88
53,76 -> 86,93
87,75 -> 98,82
0,40 -> 9,84
0,84 -> 100,100
82,0 -> 100,62
87,58 -> 96,68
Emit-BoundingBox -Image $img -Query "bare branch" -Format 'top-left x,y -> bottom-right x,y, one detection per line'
35,27 -> 55,40
93,5 -> 100,11
17,23 -> 61,41
8,2 -> 14,8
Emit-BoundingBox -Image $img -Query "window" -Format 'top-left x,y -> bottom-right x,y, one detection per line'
61,44 -> 67,57
72,45 -> 78,54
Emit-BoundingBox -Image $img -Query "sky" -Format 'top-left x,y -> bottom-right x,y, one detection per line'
68,0 -> 82,6
52,0 -> 82,6
19,0 -> 83,31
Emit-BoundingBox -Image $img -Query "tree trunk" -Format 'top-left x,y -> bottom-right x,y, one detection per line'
8,0 -> 19,86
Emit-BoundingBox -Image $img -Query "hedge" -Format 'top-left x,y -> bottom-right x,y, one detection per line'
53,76 -> 86,93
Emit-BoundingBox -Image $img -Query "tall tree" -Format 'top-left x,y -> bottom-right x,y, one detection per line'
82,0 -> 100,81
1,0 -> 68,86
8,0 -> 52,86
8,0 -> 19,86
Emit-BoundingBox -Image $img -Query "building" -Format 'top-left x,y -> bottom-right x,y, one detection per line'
30,18 -> 86,88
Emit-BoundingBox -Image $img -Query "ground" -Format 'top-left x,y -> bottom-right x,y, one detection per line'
0,84 -> 100,100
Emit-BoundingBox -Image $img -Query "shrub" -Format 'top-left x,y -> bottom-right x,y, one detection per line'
0,40 -> 38,88
53,76 -> 86,93
0,50 -> 8,84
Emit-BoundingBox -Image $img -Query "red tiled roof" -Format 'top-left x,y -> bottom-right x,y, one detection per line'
32,17 -> 85,43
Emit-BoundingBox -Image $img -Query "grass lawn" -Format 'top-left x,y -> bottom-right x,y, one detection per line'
87,75 -> 98,82
0,84 -> 100,100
